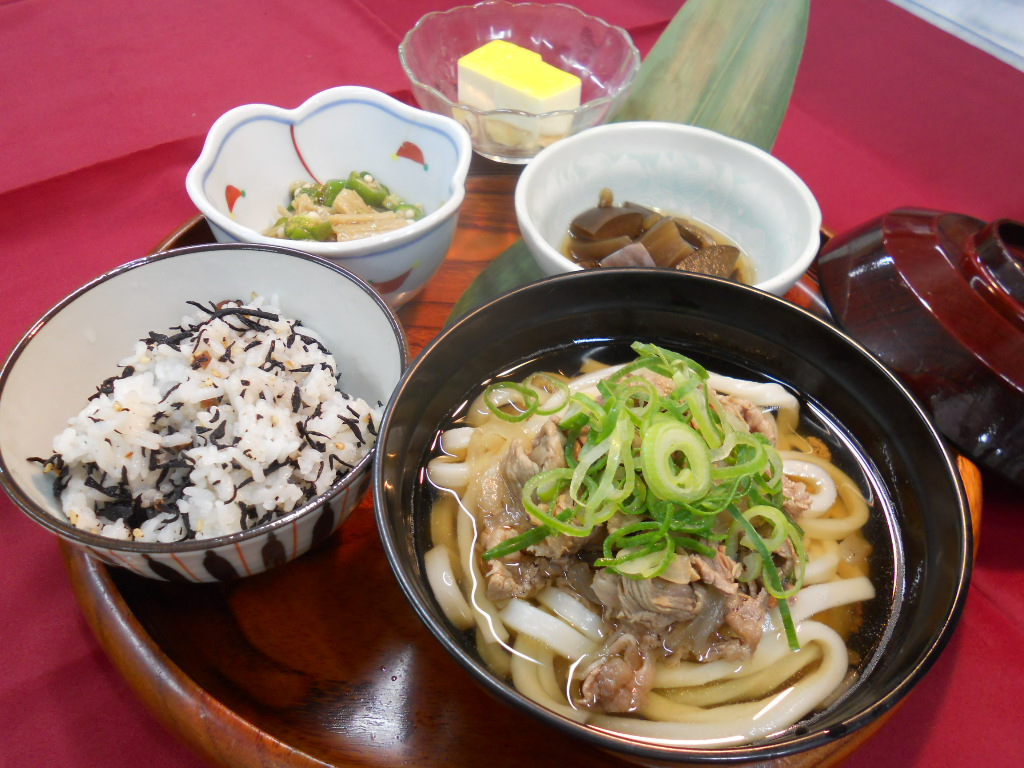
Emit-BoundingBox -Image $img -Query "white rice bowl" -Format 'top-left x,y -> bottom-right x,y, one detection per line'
41,295 -> 380,544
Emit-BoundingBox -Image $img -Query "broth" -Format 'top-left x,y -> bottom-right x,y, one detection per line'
418,341 -> 900,746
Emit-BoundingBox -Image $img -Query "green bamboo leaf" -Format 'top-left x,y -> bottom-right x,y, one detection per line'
447,240 -> 544,326
613,0 -> 809,152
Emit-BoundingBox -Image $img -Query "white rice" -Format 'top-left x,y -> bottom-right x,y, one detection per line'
42,296 -> 380,542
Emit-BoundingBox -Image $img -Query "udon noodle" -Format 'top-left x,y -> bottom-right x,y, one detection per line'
424,343 -> 877,746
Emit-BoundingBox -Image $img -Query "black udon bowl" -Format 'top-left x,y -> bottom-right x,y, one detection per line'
373,269 -> 972,765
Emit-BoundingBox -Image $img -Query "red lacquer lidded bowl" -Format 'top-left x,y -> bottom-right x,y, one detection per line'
818,208 -> 1024,486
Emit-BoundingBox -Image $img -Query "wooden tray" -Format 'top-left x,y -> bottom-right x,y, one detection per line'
63,156 -> 980,768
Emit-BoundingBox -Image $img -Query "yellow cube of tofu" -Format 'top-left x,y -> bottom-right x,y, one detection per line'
457,40 -> 542,111
457,39 -> 582,145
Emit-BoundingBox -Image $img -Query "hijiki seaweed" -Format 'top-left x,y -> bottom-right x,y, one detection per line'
30,297 -> 380,542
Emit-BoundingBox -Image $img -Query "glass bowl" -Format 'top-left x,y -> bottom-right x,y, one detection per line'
399,1 -> 641,164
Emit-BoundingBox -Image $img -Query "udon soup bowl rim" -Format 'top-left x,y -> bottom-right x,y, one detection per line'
0,243 -> 409,555
373,268 -> 972,763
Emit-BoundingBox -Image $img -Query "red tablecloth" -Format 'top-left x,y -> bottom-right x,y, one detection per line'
2,1 -> 1022,766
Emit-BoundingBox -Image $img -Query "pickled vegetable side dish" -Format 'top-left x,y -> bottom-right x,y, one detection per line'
265,172 -> 425,243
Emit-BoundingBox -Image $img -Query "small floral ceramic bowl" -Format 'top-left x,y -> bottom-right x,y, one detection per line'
0,244 -> 407,582
516,122 -> 822,296
400,1 -> 641,163
185,86 -> 472,308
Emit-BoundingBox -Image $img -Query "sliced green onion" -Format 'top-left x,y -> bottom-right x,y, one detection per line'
482,523 -> 554,561
483,382 -> 539,422
614,375 -> 660,425
711,432 -> 767,480
742,505 -> 790,552
482,480 -> 577,561
640,417 -> 711,503
777,597 -> 800,651
727,505 -> 801,650
629,341 -> 710,381
521,469 -> 591,536
603,520 -> 664,557
670,534 -> 718,559
683,387 -> 724,449
486,342 -> 810,636
527,373 -> 570,415
585,409 -> 636,514
618,476 -> 649,515
598,538 -> 676,580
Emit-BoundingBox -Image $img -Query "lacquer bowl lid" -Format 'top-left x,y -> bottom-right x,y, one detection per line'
818,208 -> 1024,486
